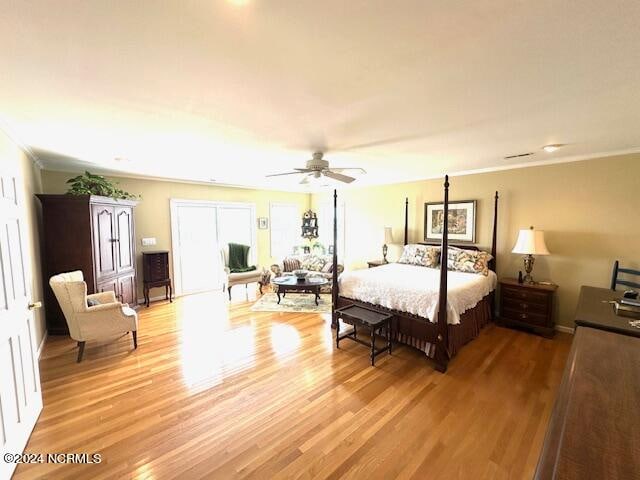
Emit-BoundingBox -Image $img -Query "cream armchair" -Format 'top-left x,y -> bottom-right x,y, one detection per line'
220,245 -> 269,299
49,271 -> 138,362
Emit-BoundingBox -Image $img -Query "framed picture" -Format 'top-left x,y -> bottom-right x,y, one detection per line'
258,217 -> 269,229
424,200 -> 477,243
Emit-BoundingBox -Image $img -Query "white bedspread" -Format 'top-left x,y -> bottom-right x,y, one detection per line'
339,263 -> 497,325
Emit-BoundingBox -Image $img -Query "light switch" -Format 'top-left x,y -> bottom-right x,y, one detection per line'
142,237 -> 157,246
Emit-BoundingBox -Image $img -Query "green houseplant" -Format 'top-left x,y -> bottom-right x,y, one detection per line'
66,171 -> 140,200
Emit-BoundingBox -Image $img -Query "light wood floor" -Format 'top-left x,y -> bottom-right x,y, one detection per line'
17,288 -> 572,479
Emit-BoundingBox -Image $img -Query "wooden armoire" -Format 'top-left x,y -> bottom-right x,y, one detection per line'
37,194 -> 138,335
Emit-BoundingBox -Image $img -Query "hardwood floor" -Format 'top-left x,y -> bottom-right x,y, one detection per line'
16,288 -> 572,479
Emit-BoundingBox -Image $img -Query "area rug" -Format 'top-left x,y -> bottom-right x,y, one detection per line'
250,293 -> 332,313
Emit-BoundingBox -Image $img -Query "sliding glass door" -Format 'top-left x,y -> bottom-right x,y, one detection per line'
216,205 -> 256,265
171,200 -> 257,296
175,204 -> 221,294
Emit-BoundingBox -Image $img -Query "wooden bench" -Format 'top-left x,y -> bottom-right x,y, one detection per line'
335,304 -> 393,366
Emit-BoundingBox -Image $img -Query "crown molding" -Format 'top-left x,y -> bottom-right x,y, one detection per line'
0,121 -> 44,169
444,147 -> 640,180
41,167 -> 315,194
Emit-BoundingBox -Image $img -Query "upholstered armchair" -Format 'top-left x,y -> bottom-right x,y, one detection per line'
49,271 -> 138,362
220,245 -> 269,299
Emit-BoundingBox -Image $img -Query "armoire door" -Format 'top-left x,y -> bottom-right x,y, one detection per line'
118,274 -> 136,306
97,278 -> 119,298
91,204 -> 117,281
115,206 -> 134,273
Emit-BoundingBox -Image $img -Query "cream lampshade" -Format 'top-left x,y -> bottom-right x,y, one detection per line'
512,226 -> 550,283
383,227 -> 394,263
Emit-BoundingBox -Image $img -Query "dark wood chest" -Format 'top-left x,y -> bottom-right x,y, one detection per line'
143,251 -> 169,283
498,278 -> 557,337
142,251 -> 172,307
37,194 -> 138,334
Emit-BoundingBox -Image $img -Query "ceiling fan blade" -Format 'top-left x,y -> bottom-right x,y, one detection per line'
294,168 -> 312,172
265,171 -> 304,177
299,174 -> 312,185
323,170 -> 355,183
329,167 -> 367,174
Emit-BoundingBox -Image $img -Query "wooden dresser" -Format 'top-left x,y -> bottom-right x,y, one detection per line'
535,327 -> 640,479
142,251 -> 172,307
38,194 -> 138,335
498,278 -> 558,337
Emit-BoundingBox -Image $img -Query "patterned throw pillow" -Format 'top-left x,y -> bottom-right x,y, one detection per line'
87,298 -> 100,307
282,257 -> 301,272
301,256 -> 327,272
447,247 -> 493,276
321,261 -> 333,274
398,244 -> 441,268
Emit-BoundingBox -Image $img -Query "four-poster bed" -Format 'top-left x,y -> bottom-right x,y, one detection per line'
331,176 -> 500,373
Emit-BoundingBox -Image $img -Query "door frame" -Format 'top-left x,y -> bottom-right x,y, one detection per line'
169,199 -> 257,296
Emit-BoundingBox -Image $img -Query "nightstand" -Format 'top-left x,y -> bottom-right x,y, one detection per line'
367,260 -> 387,268
498,278 -> 558,337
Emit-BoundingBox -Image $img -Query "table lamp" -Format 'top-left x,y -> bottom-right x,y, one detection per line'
512,226 -> 550,283
383,227 -> 394,263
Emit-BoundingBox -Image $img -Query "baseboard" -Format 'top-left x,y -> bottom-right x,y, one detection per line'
36,331 -> 48,359
555,325 -> 575,334
137,294 -> 173,305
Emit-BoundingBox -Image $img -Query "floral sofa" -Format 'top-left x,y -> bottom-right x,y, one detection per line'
270,254 -> 344,293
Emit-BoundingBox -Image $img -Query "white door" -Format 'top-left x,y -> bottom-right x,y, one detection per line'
174,205 -> 223,295
0,162 -> 43,480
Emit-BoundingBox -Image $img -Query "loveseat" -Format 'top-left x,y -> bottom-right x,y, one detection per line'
270,254 -> 343,293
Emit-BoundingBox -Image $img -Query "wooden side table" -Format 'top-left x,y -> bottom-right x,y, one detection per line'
498,278 -> 558,337
367,260 -> 387,268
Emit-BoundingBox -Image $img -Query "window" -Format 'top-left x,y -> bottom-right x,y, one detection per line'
270,203 -> 299,259
319,201 -> 345,259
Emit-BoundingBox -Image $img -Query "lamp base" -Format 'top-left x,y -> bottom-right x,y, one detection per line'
522,254 -> 535,284
382,244 -> 388,263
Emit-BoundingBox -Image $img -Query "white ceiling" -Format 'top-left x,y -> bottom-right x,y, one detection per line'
2,0 -> 640,190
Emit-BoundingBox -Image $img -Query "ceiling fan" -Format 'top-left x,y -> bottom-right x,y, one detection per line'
266,152 -> 366,184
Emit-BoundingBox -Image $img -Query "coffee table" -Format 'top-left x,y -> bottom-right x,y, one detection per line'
272,276 -> 328,306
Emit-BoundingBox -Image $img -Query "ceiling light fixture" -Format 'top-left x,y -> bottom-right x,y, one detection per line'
542,144 -> 564,153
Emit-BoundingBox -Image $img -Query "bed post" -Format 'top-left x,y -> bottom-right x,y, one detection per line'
434,175 -> 450,373
490,191 -> 499,273
404,197 -> 409,246
331,189 -> 339,328
489,191 -> 499,319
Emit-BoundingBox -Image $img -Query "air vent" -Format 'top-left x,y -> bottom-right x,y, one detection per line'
504,152 -> 534,160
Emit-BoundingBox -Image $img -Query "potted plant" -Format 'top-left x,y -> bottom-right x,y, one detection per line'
66,171 -> 140,200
